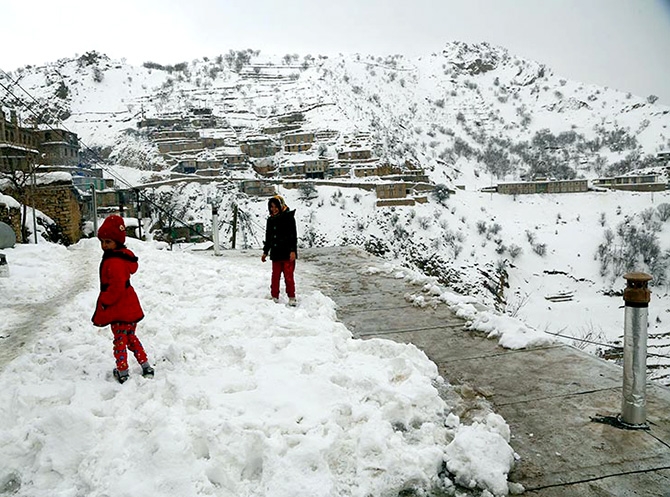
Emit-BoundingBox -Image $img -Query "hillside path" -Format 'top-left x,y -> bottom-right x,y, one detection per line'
301,246 -> 670,497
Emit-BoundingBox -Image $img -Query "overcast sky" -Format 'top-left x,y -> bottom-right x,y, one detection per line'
2,0 -> 670,104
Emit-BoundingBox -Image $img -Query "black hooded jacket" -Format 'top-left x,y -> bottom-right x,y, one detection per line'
263,209 -> 298,261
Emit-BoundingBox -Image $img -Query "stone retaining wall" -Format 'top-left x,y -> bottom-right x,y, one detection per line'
0,200 -> 22,244
28,183 -> 82,245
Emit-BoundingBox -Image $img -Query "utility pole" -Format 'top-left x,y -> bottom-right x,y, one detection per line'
91,184 -> 98,236
135,189 -> 143,240
210,199 -> 221,256
231,203 -> 238,249
118,190 -> 125,217
31,161 -> 38,244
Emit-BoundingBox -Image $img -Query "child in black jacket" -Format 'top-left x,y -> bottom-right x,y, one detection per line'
261,195 -> 298,306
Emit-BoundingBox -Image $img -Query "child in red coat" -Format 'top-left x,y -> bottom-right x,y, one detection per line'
92,215 -> 154,384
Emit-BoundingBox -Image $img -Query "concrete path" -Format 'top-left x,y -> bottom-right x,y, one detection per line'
301,246 -> 670,497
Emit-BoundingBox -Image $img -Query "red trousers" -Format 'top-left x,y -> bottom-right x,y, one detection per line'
111,322 -> 147,371
271,260 -> 296,299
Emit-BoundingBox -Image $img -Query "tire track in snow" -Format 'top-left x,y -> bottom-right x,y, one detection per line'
0,245 -> 98,371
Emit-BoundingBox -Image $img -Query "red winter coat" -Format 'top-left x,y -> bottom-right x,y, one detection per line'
92,248 -> 145,327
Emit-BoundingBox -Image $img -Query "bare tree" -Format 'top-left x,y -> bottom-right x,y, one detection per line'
0,157 -> 39,243
144,187 -> 190,250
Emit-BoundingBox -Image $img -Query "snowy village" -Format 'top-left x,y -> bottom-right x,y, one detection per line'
2,36 -> 670,497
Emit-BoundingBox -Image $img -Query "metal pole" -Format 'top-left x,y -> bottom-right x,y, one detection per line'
211,205 -> 221,256
620,272 -> 652,427
231,203 -> 238,249
91,184 -> 98,236
135,189 -> 143,240
31,165 -> 38,244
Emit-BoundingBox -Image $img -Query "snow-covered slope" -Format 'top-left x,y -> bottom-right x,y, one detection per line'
2,45 -> 670,384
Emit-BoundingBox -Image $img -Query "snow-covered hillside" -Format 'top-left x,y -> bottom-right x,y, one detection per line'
2,44 -> 670,384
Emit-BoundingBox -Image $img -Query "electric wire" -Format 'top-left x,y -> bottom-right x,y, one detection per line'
0,67 -> 216,242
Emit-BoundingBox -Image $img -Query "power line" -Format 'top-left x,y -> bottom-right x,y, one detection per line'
0,67 -> 213,242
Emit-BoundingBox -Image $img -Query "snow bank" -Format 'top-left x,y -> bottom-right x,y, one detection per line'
0,239 -> 518,497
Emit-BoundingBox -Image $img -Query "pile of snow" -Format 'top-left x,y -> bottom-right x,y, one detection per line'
0,238 -> 519,496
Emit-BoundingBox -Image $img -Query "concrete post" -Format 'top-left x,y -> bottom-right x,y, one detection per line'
621,272 -> 652,427
211,205 -> 221,256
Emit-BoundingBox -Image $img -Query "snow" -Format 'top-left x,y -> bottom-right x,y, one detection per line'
0,238 -> 518,496
3,43 -> 670,494
0,193 -> 21,209
35,172 -> 72,185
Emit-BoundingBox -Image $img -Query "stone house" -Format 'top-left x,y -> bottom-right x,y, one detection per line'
376,182 -> 408,200
137,118 -> 183,129
338,148 -> 373,161
353,165 -> 379,178
285,142 -> 313,153
279,163 -> 305,177
217,146 -> 248,167
329,163 -> 351,178
497,179 -> 588,195
283,131 -> 315,153
157,140 -> 204,155
239,180 -> 276,197
151,130 -> 200,141
0,108 -> 40,171
34,128 -> 80,166
303,158 -> 329,179
592,174 -> 665,192
240,136 -> 280,158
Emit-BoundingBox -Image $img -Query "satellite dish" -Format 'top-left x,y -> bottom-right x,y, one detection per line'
0,222 -> 17,248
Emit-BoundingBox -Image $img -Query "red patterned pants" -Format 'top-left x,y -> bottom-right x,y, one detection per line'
271,260 -> 296,299
111,322 -> 147,371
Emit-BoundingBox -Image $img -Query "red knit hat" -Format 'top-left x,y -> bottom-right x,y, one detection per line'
97,215 -> 126,245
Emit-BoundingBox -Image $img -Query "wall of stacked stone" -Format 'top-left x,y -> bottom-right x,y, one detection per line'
24,183 -> 82,245
0,202 -> 23,243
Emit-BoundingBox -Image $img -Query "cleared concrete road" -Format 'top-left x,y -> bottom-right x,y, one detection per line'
301,246 -> 670,497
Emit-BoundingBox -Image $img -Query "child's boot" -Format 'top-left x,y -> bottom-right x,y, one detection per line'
141,362 -> 154,378
113,368 -> 129,384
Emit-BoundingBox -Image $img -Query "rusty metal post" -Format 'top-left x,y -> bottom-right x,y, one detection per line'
620,272 -> 652,427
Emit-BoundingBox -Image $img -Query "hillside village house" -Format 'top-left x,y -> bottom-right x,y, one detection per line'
239,179 -> 276,197
0,107 -> 90,244
304,158 -> 329,179
353,164 -> 380,178
280,155 -> 330,179
497,179 -> 588,195
283,131 -> 315,153
315,129 -> 340,143
240,136 -> 280,158
279,162 -> 305,177
0,108 -> 39,171
593,174 -> 666,192
376,182 -> 408,200
657,151 -> 670,164
34,128 -> 80,166
338,148 -> 373,161
137,117 -> 182,129
157,140 -> 203,155
217,146 -> 248,167
329,163 -> 352,178
150,130 -> 200,141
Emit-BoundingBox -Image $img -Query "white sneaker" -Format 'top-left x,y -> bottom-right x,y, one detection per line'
288,298 -> 297,307
272,298 -> 279,303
